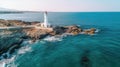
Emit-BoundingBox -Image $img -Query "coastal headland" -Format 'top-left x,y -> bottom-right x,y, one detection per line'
0,19 -> 97,59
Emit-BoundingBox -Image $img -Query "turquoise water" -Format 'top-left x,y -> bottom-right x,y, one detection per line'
0,12 -> 120,67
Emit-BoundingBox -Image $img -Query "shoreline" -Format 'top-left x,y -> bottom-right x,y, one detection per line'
0,19 -> 97,60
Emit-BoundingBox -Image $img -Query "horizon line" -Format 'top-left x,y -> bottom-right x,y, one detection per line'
1,7 -> 120,12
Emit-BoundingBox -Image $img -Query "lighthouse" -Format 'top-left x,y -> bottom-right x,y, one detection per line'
44,11 -> 50,28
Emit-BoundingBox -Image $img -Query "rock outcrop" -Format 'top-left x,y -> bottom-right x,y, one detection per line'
23,28 -> 49,40
0,37 -> 23,56
83,28 -> 96,35
0,19 -> 97,57
49,25 -> 83,35
0,19 -> 96,35
49,26 -> 67,35
0,19 -> 40,27
65,25 -> 82,35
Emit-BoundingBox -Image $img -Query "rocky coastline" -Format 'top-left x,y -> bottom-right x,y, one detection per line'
0,19 -> 97,59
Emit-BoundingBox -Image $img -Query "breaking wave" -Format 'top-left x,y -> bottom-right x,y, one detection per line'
0,40 -> 32,67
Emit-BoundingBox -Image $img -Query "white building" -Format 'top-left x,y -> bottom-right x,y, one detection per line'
36,11 -> 51,28
40,11 -> 51,28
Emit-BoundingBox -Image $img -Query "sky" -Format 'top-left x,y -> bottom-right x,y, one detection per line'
0,0 -> 120,12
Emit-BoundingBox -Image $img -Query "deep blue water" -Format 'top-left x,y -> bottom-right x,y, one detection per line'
0,12 -> 120,67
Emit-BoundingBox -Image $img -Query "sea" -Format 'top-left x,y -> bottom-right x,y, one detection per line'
0,12 -> 120,67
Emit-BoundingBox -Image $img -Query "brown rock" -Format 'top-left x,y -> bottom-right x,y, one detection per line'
49,31 -> 56,36
65,25 -> 82,35
83,28 -> 96,35
23,28 -> 49,40
90,28 -> 96,31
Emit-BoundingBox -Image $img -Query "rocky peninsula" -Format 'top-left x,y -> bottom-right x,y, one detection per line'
0,19 -> 97,59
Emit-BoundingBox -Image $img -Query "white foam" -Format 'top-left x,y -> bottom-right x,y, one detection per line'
0,55 -> 16,67
77,25 -> 81,27
21,40 -> 33,46
18,45 -> 32,54
39,40 -> 46,44
43,36 -> 63,42
61,33 -> 72,36
95,29 -> 100,33
43,33 -> 73,42
0,62 -> 6,67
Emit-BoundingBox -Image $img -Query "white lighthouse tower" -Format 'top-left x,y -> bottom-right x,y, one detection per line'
43,11 -> 50,28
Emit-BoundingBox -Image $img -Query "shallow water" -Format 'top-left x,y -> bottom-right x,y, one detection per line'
0,12 -> 120,67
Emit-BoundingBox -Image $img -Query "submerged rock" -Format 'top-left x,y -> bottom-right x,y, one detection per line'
80,50 -> 91,67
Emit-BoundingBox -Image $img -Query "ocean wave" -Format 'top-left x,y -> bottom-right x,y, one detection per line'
0,40 -> 32,67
